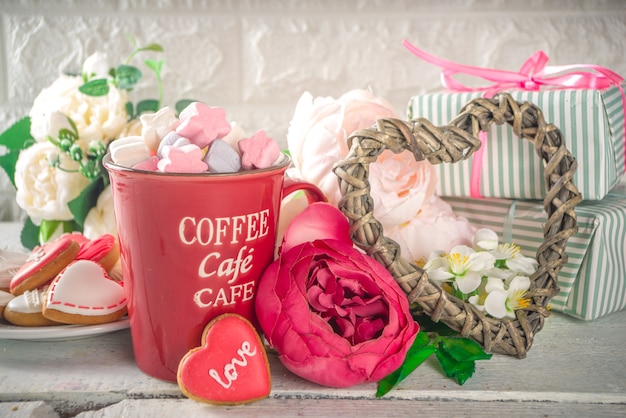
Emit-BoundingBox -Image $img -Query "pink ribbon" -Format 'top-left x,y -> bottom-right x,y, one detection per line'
403,39 -> 626,198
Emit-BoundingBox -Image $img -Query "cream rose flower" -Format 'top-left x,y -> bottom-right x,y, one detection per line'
83,185 -> 117,239
287,89 -> 398,205
29,74 -> 129,148
15,142 -> 90,221
370,149 -> 438,228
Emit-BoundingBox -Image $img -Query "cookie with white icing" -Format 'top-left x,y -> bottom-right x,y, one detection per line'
3,286 -> 61,327
42,260 -> 127,325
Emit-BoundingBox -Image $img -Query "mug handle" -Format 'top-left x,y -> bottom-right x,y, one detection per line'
282,178 -> 327,204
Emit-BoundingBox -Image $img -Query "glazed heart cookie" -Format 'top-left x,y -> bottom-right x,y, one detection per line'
76,233 -> 120,272
42,259 -> 127,325
10,235 -> 80,296
177,314 -> 271,405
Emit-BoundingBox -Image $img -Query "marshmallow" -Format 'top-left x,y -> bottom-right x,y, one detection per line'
203,139 -> 242,173
109,136 -> 151,168
176,102 -> 231,149
238,130 -> 281,170
132,156 -> 159,171
220,122 -> 248,155
140,107 -> 181,154
157,144 -> 208,173
157,131 -> 190,159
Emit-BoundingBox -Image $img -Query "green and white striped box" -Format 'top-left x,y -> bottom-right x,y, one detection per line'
443,190 -> 626,320
407,86 -> 626,200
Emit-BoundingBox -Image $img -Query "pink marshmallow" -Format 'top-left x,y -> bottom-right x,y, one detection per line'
238,130 -> 281,170
132,156 -> 159,171
176,102 -> 231,149
157,144 -> 208,173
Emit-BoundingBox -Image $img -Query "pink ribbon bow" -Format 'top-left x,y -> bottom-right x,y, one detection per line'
403,39 -> 626,198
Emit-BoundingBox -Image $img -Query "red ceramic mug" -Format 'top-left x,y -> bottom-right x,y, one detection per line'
104,154 -> 325,382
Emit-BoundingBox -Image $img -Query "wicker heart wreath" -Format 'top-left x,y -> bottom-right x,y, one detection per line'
333,93 -> 582,358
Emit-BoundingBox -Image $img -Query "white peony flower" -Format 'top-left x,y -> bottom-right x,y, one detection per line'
83,185 -> 118,239
286,89 -> 398,205
29,74 -> 129,148
14,142 -> 90,221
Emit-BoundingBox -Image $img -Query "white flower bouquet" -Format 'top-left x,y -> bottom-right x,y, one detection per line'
0,36 -> 192,248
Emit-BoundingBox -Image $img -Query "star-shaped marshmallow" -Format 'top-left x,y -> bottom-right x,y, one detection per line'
157,144 -> 208,173
176,103 -> 231,149
140,106 -> 181,154
238,130 -> 281,170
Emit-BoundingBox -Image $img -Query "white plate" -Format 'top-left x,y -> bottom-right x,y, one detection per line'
0,317 -> 130,341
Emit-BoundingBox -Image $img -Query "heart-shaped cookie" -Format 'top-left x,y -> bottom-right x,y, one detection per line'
177,314 -> 271,405
43,259 -> 127,325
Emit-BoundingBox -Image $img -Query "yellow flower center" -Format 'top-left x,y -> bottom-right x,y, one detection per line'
447,253 -> 469,274
508,289 -> 530,310
499,242 -> 521,259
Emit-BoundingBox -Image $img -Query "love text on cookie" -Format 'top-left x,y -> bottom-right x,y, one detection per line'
207,340 -> 257,389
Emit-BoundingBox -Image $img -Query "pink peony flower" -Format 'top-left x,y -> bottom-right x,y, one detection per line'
256,203 -> 418,388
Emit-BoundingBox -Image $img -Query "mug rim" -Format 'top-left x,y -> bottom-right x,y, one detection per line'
102,152 -> 291,178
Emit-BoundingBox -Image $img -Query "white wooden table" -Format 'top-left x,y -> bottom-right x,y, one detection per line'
1,222 -> 625,417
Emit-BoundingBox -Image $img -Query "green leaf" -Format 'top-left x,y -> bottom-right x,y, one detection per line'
68,176 -> 106,228
20,217 -> 40,250
175,99 -> 195,115
439,337 -> 493,362
125,102 -> 135,120
126,33 -> 138,48
115,64 -> 142,90
39,220 -> 60,243
411,311 -> 458,336
144,58 -> 163,74
136,99 -> 160,116
0,151 -> 21,188
138,43 -> 164,53
0,117 -> 34,187
0,117 -> 33,150
79,79 -> 110,96
376,331 -> 436,397
435,348 -> 476,385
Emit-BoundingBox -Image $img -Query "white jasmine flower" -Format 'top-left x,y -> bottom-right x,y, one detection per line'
491,242 -> 538,275
472,228 -> 499,251
482,276 -> 531,319
425,245 -> 495,294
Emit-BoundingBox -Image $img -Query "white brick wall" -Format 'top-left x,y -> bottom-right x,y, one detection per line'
1,0 -> 625,221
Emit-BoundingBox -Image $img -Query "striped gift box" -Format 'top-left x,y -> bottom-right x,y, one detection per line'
443,191 -> 626,320
407,86 -> 626,200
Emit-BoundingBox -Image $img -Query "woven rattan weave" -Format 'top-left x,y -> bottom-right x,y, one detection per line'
333,93 -> 582,358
